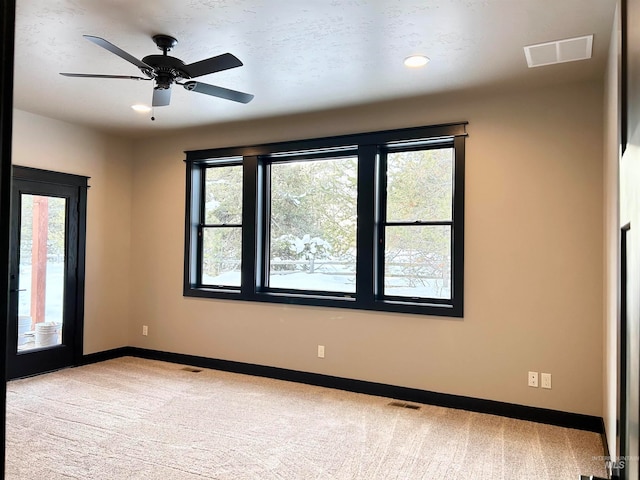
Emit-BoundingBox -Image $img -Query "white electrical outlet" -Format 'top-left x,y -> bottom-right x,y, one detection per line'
528,371 -> 539,387
541,373 -> 552,389
142,325 -> 148,336
317,345 -> 325,358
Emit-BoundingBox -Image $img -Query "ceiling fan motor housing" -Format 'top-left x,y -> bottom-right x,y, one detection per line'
141,54 -> 190,89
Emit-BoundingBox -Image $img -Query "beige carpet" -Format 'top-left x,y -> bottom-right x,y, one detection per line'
6,357 -> 606,479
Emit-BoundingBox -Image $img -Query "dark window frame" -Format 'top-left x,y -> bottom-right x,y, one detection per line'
199,161 -> 243,291
263,149 -> 359,297
378,142 -> 456,305
184,122 -> 466,317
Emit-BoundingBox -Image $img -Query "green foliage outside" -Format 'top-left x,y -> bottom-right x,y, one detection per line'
19,195 -> 66,264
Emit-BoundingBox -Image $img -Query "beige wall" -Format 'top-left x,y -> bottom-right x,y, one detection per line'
11,109 -> 133,354
603,1 -> 620,459
10,80 -> 606,417
130,81 -> 604,416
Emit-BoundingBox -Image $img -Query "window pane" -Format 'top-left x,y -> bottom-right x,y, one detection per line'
386,148 -> 453,222
384,225 -> 451,299
269,157 -> 357,293
205,165 -> 242,224
202,227 -> 242,287
18,195 -> 66,351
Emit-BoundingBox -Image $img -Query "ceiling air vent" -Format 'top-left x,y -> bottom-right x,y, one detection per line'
524,35 -> 593,68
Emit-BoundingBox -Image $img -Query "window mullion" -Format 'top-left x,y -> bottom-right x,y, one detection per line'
241,156 -> 259,298
183,162 -> 202,292
355,144 -> 378,306
260,160 -> 271,290
197,165 -> 207,287
195,164 -> 206,287
202,223 -> 242,228
385,221 -> 453,227
376,149 -> 388,300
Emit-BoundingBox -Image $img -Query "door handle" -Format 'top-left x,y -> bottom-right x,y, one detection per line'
9,289 -> 26,293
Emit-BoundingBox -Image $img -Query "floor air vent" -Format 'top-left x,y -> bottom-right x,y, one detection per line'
388,401 -> 421,410
181,367 -> 203,373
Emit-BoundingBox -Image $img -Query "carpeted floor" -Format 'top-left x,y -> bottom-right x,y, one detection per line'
6,357 -> 607,479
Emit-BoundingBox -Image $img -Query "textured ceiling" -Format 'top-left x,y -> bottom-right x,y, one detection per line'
13,0 -> 617,137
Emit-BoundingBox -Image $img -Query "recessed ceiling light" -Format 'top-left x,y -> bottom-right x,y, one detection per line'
404,55 -> 430,68
131,104 -> 151,113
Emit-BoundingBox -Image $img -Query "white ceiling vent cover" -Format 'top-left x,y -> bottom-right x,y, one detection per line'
524,35 -> 593,68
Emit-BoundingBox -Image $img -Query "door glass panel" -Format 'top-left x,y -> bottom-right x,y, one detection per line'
17,194 -> 66,352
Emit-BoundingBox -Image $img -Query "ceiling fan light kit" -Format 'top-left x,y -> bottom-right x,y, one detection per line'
131,104 -> 151,113
60,34 -> 254,113
404,55 -> 429,68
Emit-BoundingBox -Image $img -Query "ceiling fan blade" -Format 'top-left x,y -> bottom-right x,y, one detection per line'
153,87 -> 171,107
183,81 -> 254,104
60,73 -> 151,80
84,35 -> 151,71
182,53 -> 243,79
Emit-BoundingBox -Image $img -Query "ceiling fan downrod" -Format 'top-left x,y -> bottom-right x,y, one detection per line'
152,34 -> 178,55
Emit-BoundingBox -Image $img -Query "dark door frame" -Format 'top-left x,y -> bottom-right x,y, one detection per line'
617,223 -> 631,479
7,166 -> 88,380
1,1 -> 16,478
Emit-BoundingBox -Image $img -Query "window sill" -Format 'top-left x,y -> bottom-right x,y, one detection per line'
184,286 -> 462,317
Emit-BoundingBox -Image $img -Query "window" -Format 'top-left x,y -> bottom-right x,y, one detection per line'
201,163 -> 243,288
268,154 -> 358,293
184,123 -> 466,316
381,147 -> 453,301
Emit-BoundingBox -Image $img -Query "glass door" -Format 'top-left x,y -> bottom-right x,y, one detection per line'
16,194 -> 66,352
7,166 -> 87,379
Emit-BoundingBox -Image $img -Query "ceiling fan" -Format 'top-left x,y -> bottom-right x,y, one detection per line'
60,34 -> 254,108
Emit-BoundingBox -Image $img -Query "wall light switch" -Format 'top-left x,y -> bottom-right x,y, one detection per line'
317,345 -> 325,358
142,325 -> 148,336
541,373 -> 552,389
